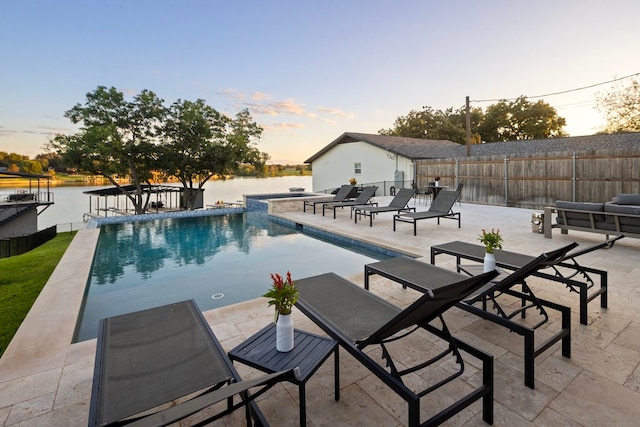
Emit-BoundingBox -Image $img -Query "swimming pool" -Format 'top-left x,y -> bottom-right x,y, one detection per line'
74,212 -> 396,342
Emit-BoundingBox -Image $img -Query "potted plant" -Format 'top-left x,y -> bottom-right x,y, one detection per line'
349,177 -> 357,185
434,177 -> 441,187
263,271 -> 299,352
477,228 -> 504,272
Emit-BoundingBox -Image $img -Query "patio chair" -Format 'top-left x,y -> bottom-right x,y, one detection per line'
364,242 -> 578,389
353,188 -> 416,226
303,184 -> 354,214
393,186 -> 462,235
89,300 -> 299,427
295,269 -> 499,427
322,185 -> 378,218
430,235 -> 623,324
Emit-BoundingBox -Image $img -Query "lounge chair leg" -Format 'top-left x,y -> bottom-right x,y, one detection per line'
524,332 -> 535,389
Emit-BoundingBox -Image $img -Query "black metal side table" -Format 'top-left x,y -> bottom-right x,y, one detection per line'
228,323 -> 339,426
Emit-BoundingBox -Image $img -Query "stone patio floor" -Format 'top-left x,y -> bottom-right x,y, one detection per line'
1,199 -> 640,426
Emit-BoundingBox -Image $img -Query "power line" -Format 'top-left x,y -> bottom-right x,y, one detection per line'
471,72 -> 640,103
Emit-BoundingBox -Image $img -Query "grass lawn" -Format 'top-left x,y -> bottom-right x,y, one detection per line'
0,232 -> 76,357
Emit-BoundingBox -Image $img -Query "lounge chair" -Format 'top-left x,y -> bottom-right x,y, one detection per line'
353,188 -> 416,226
430,235 -> 623,324
295,269 -> 499,426
303,184 -> 354,214
393,186 -> 462,235
365,242 -> 578,389
89,300 -> 299,427
322,185 -> 378,218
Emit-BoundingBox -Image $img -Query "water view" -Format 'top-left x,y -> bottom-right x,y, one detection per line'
2,175 -> 312,229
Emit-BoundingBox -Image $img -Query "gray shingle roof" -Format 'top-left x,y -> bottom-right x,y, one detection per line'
304,132 -> 458,163
305,132 -> 640,163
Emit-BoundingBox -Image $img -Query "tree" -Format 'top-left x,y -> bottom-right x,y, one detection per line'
477,96 -> 567,142
382,97 -> 566,143
379,106 -> 483,144
596,77 -> 640,133
159,101 -> 268,209
50,86 -> 166,214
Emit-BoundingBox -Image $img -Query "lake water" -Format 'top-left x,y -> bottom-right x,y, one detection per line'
2,176 -> 312,230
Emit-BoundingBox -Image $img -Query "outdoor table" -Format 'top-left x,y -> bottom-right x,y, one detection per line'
229,323 -> 339,427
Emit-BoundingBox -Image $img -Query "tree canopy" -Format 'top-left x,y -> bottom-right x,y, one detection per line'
159,100 -> 267,209
50,86 -> 268,212
51,86 -> 165,214
380,96 -> 567,143
596,77 -> 640,133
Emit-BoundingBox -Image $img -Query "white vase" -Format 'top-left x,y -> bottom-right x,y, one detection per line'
276,313 -> 294,352
484,252 -> 496,272
435,181 -> 439,187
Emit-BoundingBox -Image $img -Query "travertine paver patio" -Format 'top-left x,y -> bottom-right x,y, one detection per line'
1,199 -> 640,426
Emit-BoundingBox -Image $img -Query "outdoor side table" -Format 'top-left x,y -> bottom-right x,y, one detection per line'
228,323 -> 339,426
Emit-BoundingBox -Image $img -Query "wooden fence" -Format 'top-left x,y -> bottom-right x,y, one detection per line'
416,147 -> 640,209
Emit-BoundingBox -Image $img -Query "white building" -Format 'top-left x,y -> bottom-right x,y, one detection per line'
304,132 -> 458,193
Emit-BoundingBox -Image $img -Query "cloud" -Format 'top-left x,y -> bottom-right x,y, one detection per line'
320,118 -> 339,126
218,88 -> 246,100
0,128 -> 18,137
261,122 -> 305,131
252,92 -> 270,101
317,106 -> 355,119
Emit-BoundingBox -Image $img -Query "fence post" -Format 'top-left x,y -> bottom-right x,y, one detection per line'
572,152 -> 577,202
504,155 -> 509,206
454,159 -> 460,189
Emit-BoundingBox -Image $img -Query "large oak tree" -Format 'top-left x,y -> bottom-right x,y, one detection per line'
159,100 -> 267,209
51,86 -> 165,214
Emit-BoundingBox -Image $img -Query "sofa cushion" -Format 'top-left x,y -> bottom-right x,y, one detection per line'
555,201 -> 604,211
605,204 -> 640,216
555,201 -> 607,227
614,194 -> 640,206
604,203 -> 640,233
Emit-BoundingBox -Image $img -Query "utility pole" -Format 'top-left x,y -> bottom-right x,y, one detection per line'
465,96 -> 471,157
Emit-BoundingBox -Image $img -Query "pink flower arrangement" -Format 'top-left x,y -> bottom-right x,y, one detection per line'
263,271 -> 299,320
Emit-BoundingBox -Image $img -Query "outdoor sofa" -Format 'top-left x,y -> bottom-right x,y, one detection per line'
544,193 -> 640,239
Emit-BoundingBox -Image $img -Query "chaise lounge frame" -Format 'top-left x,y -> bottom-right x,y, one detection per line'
393,188 -> 462,236
295,270 -> 499,426
89,300 -> 299,427
303,184 -> 354,214
365,242 -> 578,389
353,188 -> 416,226
430,236 -> 621,325
322,185 -> 378,218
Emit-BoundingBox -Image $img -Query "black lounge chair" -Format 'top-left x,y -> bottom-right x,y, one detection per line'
322,185 -> 378,218
89,300 -> 299,427
393,186 -> 462,236
365,242 -> 578,389
303,184 -> 354,214
353,188 -> 416,226
430,235 -> 623,324
295,269 -> 499,427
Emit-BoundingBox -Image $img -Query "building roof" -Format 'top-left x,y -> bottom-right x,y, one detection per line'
427,132 -> 640,159
305,131 -> 640,163
304,132 -> 459,163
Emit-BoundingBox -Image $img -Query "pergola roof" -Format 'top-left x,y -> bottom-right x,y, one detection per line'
83,184 -> 183,196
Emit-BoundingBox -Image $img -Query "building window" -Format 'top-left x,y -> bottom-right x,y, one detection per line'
354,162 -> 362,174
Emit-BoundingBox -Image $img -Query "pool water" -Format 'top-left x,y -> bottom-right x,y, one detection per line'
74,212 -> 391,342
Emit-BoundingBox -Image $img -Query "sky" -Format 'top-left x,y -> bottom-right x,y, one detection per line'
1,1 -> 639,164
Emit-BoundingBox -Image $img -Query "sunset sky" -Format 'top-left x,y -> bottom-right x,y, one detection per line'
1,0 -> 639,163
